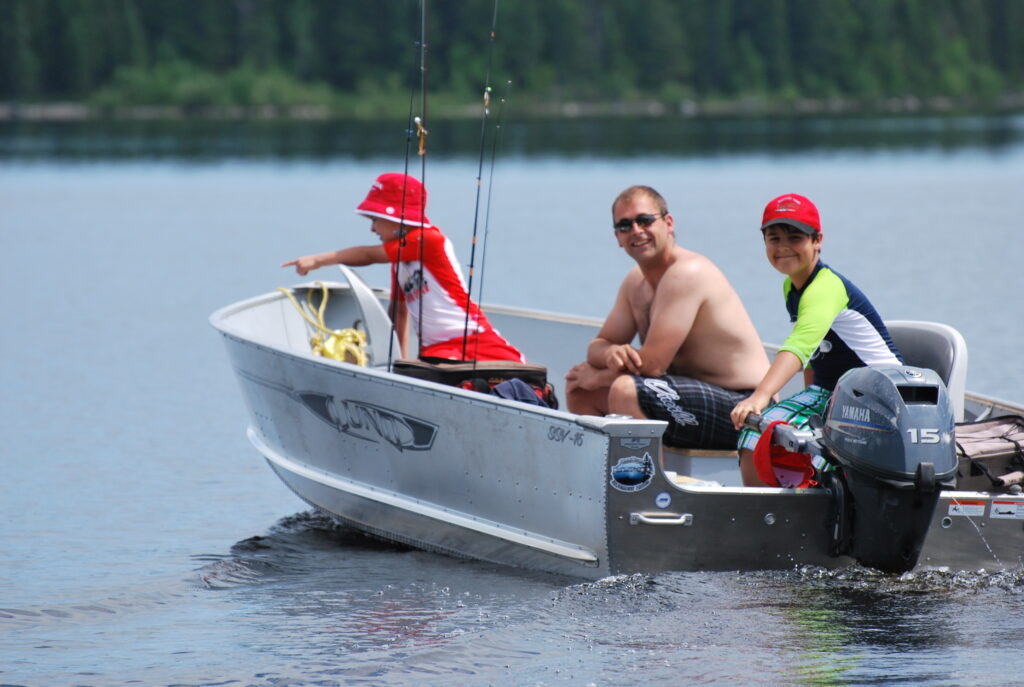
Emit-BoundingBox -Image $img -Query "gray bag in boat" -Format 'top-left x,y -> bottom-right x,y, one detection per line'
954,415 -> 1024,492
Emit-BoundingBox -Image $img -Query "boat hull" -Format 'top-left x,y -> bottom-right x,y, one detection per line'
219,326 -> 625,578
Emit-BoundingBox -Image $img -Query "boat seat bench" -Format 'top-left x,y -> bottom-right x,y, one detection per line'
391,359 -> 550,388
662,446 -> 738,485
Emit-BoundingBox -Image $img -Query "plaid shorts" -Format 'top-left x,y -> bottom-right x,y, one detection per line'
634,375 -> 751,450
737,385 -> 832,459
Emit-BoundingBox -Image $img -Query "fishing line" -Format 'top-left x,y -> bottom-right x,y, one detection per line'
461,0 -> 500,362
415,0 -> 429,361
470,82 -> 511,363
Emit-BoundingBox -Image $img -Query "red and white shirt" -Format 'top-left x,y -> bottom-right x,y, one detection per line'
384,227 -> 524,362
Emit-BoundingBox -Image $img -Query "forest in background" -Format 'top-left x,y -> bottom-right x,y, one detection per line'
2,0 -> 1023,119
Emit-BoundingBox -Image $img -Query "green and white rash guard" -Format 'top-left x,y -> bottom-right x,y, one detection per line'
781,261 -> 903,390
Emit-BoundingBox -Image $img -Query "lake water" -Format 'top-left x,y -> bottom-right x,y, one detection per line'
2,115 -> 1024,686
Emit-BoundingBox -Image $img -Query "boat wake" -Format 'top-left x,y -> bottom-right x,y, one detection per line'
747,563 -> 1024,595
0,582 -> 194,628
193,509 -> 412,590
550,563 -> 1024,622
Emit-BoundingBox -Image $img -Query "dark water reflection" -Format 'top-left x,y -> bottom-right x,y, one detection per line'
735,567 -> 1024,685
2,113 -> 1022,161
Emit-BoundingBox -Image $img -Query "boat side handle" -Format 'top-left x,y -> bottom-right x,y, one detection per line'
629,512 -> 693,526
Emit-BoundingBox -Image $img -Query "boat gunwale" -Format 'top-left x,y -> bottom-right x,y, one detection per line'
212,284 -> 1024,414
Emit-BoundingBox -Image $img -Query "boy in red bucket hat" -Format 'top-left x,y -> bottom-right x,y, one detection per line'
729,193 -> 903,486
283,172 -> 524,363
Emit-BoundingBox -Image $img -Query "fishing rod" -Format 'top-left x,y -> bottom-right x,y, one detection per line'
415,0 -> 429,359
461,0 -> 500,361
469,81 -> 511,362
387,0 -> 429,370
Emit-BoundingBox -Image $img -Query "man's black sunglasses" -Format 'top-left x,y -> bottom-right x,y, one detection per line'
613,213 -> 664,233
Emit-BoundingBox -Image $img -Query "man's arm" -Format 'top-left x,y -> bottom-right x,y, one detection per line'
585,277 -> 642,374
282,245 -> 389,275
627,263 -> 703,377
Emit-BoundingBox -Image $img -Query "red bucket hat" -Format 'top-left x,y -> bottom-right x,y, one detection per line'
355,173 -> 431,228
760,193 -> 821,237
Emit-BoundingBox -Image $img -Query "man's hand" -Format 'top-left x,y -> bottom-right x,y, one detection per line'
566,362 -> 604,393
603,343 -> 643,374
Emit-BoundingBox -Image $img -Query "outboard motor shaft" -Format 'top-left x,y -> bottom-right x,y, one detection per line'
822,366 -> 958,573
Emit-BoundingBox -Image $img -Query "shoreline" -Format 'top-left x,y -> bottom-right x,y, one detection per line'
3,93 -> 1024,122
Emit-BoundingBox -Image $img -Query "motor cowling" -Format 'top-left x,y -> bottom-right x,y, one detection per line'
822,365 -> 957,573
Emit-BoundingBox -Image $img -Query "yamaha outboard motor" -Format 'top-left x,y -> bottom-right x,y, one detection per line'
822,366 -> 958,573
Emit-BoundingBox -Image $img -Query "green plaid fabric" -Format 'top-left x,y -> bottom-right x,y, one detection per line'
737,385 -> 832,464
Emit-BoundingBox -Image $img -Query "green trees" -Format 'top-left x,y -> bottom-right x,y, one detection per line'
1,0 -> 1021,114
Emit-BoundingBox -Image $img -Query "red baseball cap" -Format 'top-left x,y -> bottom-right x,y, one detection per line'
355,173 -> 431,228
760,193 -> 821,236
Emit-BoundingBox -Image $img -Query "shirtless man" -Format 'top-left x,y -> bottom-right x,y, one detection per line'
565,185 -> 770,449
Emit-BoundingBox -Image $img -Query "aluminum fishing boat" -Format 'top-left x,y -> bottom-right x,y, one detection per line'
210,267 -> 1024,579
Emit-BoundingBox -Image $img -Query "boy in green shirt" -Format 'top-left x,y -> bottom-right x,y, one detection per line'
730,193 -> 903,486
